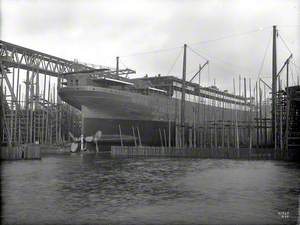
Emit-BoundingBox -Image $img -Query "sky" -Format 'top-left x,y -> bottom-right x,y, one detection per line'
1,0 -> 299,92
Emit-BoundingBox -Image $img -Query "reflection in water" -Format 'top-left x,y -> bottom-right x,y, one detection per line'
2,153 -> 300,225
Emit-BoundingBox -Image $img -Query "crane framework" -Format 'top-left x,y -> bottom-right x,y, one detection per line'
0,40 -> 93,146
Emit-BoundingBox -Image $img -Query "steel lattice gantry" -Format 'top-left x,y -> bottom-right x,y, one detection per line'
0,40 -> 93,76
0,40 -> 93,145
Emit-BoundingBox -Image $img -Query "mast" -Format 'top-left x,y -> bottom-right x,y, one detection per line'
271,25 -> 277,148
181,44 -> 187,147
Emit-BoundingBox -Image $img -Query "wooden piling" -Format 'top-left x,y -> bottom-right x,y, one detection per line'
255,82 -> 259,148
42,74 -> 46,143
285,59 -> 290,159
163,128 -> 167,148
137,126 -> 142,146
132,126 -> 137,147
233,78 -> 240,154
29,71 -> 34,143
159,128 -> 164,148
249,78 -> 253,151
118,124 -> 123,149
259,80 -> 263,147
1,144 -> 41,160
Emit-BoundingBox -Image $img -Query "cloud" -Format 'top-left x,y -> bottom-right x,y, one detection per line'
1,0 -> 299,91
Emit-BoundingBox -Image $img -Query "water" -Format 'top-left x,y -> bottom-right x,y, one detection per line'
1,153 -> 300,225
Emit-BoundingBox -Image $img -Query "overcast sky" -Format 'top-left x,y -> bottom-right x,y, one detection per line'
1,0 -> 299,91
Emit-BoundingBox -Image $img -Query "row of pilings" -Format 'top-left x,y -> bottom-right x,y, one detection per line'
1,67 -> 81,147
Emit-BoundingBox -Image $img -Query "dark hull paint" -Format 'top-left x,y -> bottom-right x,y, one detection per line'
84,118 -> 176,147
59,86 -> 255,149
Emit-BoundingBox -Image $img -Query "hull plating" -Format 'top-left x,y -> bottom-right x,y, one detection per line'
59,86 -> 251,146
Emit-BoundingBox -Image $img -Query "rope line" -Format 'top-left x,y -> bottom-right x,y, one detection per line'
256,31 -> 273,81
189,26 -> 271,46
278,33 -> 293,54
190,46 -> 253,72
120,46 -> 182,58
119,27 -> 271,58
187,46 -> 209,61
166,48 -> 183,76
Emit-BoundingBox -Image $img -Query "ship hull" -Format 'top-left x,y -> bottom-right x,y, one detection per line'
59,86 -> 251,149
84,117 -> 175,147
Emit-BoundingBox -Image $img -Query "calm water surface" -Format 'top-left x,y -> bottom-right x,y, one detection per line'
1,153 -> 300,225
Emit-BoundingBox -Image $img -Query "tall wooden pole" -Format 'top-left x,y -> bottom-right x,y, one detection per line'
118,124 -> 123,149
259,80 -> 263,147
168,85 -> 171,147
30,71 -> 34,143
221,92 -> 225,148
168,118 -> 171,147
25,71 -> 29,142
132,126 -> 137,147
57,75 -> 62,144
42,74 -> 46,143
239,75 -> 241,96
249,78 -> 252,150
14,67 -> 20,144
193,107 -> 196,148
244,77 -> 247,146
285,58 -> 290,158
255,82 -> 259,148
279,80 -> 283,150
116,56 -> 119,77
46,79 -> 50,143
233,78 -> 240,152
137,126 -> 142,146
174,94 -> 179,147
203,95 -> 207,148
163,129 -> 167,148
36,70 -> 40,143
181,44 -> 187,147
11,68 -> 15,144
213,92 -> 217,148
54,84 -> 58,143
198,64 -> 202,147
263,82 -> 267,145
271,25 -> 277,148
18,85 -> 22,144
159,128 -> 163,147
